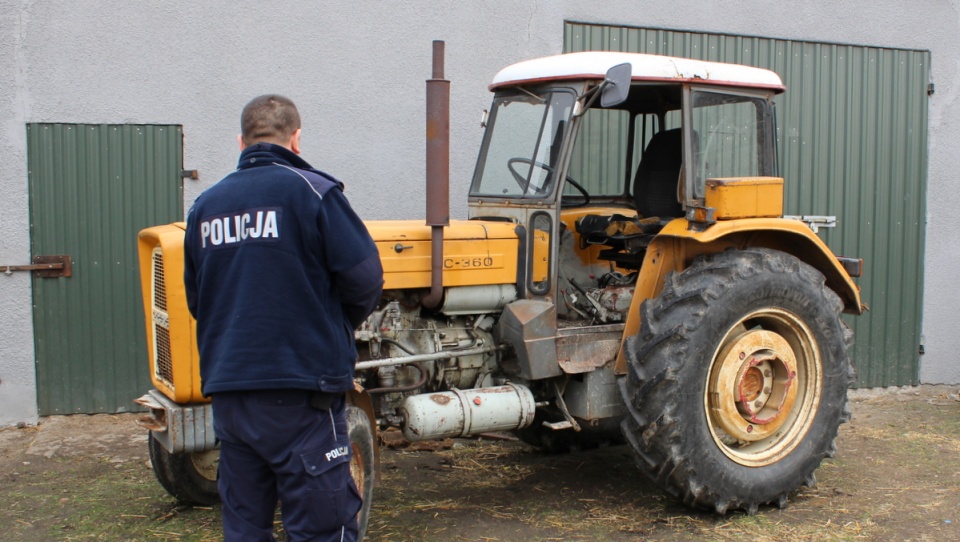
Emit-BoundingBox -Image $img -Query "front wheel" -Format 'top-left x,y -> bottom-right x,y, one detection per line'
147,432 -> 220,506
346,405 -> 376,540
619,248 -> 855,514
146,404 -> 378,538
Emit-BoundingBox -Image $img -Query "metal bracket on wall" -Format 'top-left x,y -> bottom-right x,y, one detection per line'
2,255 -> 72,278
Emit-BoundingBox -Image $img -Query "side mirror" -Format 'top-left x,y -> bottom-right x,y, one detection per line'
600,63 -> 632,107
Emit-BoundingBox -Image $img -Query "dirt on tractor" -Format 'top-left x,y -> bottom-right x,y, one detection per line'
2,385 -> 958,541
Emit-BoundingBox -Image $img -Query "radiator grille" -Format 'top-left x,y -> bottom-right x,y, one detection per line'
155,325 -> 173,384
152,250 -> 167,312
151,247 -> 174,387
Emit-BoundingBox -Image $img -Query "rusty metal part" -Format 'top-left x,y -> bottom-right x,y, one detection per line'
547,379 -> 581,432
349,441 -> 367,505
705,309 -> 821,467
423,40 -> 450,309
2,255 -> 72,278
134,389 -> 216,454
365,362 -> 428,395
498,300 -> 562,380
597,285 -> 634,315
709,329 -> 797,442
557,323 -> 623,374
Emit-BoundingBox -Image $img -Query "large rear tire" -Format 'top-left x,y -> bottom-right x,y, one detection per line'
619,248 -> 855,514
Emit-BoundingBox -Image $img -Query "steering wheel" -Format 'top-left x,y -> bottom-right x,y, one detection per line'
506,157 -> 591,206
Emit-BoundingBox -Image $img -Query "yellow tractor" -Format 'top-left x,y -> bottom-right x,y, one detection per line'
135,42 -> 863,532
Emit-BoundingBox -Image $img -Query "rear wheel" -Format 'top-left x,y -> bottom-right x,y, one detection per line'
619,248 -> 855,514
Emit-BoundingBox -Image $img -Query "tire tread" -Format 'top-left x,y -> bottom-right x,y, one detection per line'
619,248 -> 854,514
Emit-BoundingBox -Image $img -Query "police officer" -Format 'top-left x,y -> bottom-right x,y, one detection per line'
184,94 -> 384,541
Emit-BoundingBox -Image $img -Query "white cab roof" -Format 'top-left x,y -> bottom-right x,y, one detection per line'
491,51 -> 785,93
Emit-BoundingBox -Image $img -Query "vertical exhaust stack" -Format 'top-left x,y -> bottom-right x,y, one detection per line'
423,40 -> 449,309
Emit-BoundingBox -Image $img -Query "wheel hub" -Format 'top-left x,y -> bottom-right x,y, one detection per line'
710,329 -> 798,443
350,442 -> 366,491
190,449 -> 220,482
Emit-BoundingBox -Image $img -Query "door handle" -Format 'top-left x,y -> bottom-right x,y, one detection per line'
2,255 -> 72,277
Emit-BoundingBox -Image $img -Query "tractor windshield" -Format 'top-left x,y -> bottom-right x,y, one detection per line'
470,89 -> 576,199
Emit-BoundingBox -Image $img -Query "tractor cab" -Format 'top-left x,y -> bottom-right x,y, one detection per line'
468,52 -> 787,321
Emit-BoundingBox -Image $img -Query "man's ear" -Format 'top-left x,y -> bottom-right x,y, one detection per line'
289,128 -> 302,155
237,134 -> 246,151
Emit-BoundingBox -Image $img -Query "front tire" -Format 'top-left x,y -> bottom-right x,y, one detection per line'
346,405 -> 376,540
619,248 -> 855,514
147,432 -> 220,506
146,404 -> 378,537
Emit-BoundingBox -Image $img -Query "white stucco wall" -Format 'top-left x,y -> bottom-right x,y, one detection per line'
2,1 -> 958,425
1,4 -> 40,426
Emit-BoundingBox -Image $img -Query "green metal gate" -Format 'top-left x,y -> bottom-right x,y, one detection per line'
565,22 -> 930,387
28,124 -> 184,414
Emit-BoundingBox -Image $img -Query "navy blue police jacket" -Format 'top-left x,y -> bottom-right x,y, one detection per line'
183,143 -> 384,396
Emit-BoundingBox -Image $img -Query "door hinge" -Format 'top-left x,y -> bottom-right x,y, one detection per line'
2,255 -> 72,278
182,169 -> 199,180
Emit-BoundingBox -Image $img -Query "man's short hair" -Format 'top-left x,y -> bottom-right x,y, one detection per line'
240,94 -> 302,146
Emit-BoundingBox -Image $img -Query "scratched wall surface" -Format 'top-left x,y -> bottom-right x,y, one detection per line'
1,1 -> 958,424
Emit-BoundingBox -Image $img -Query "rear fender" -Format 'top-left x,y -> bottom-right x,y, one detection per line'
614,217 -> 863,374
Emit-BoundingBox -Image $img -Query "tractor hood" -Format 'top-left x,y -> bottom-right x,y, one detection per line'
364,219 -> 520,290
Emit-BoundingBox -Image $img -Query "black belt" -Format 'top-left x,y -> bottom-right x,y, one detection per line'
309,390 -> 341,411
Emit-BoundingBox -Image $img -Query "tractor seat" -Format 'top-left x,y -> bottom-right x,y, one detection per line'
633,128 -> 684,219
575,214 -> 663,269
574,128 -> 684,269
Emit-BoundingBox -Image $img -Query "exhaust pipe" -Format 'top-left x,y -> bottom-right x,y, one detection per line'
423,40 -> 449,309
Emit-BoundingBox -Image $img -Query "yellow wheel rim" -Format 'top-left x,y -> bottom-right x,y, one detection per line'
190,449 -> 219,482
705,308 -> 822,467
350,441 -> 366,493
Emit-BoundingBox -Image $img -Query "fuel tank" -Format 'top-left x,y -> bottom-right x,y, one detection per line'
400,383 -> 536,441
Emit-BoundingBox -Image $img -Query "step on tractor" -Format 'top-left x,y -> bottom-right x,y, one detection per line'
135,42 -> 864,534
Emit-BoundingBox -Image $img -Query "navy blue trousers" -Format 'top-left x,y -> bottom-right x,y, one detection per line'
212,390 -> 361,542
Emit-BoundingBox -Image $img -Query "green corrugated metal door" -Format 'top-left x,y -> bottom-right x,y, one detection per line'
565,23 -> 929,387
28,124 -> 183,414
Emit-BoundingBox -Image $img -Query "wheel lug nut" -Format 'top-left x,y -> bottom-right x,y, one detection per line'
764,369 -> 772,377
754,400 -> 763,408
